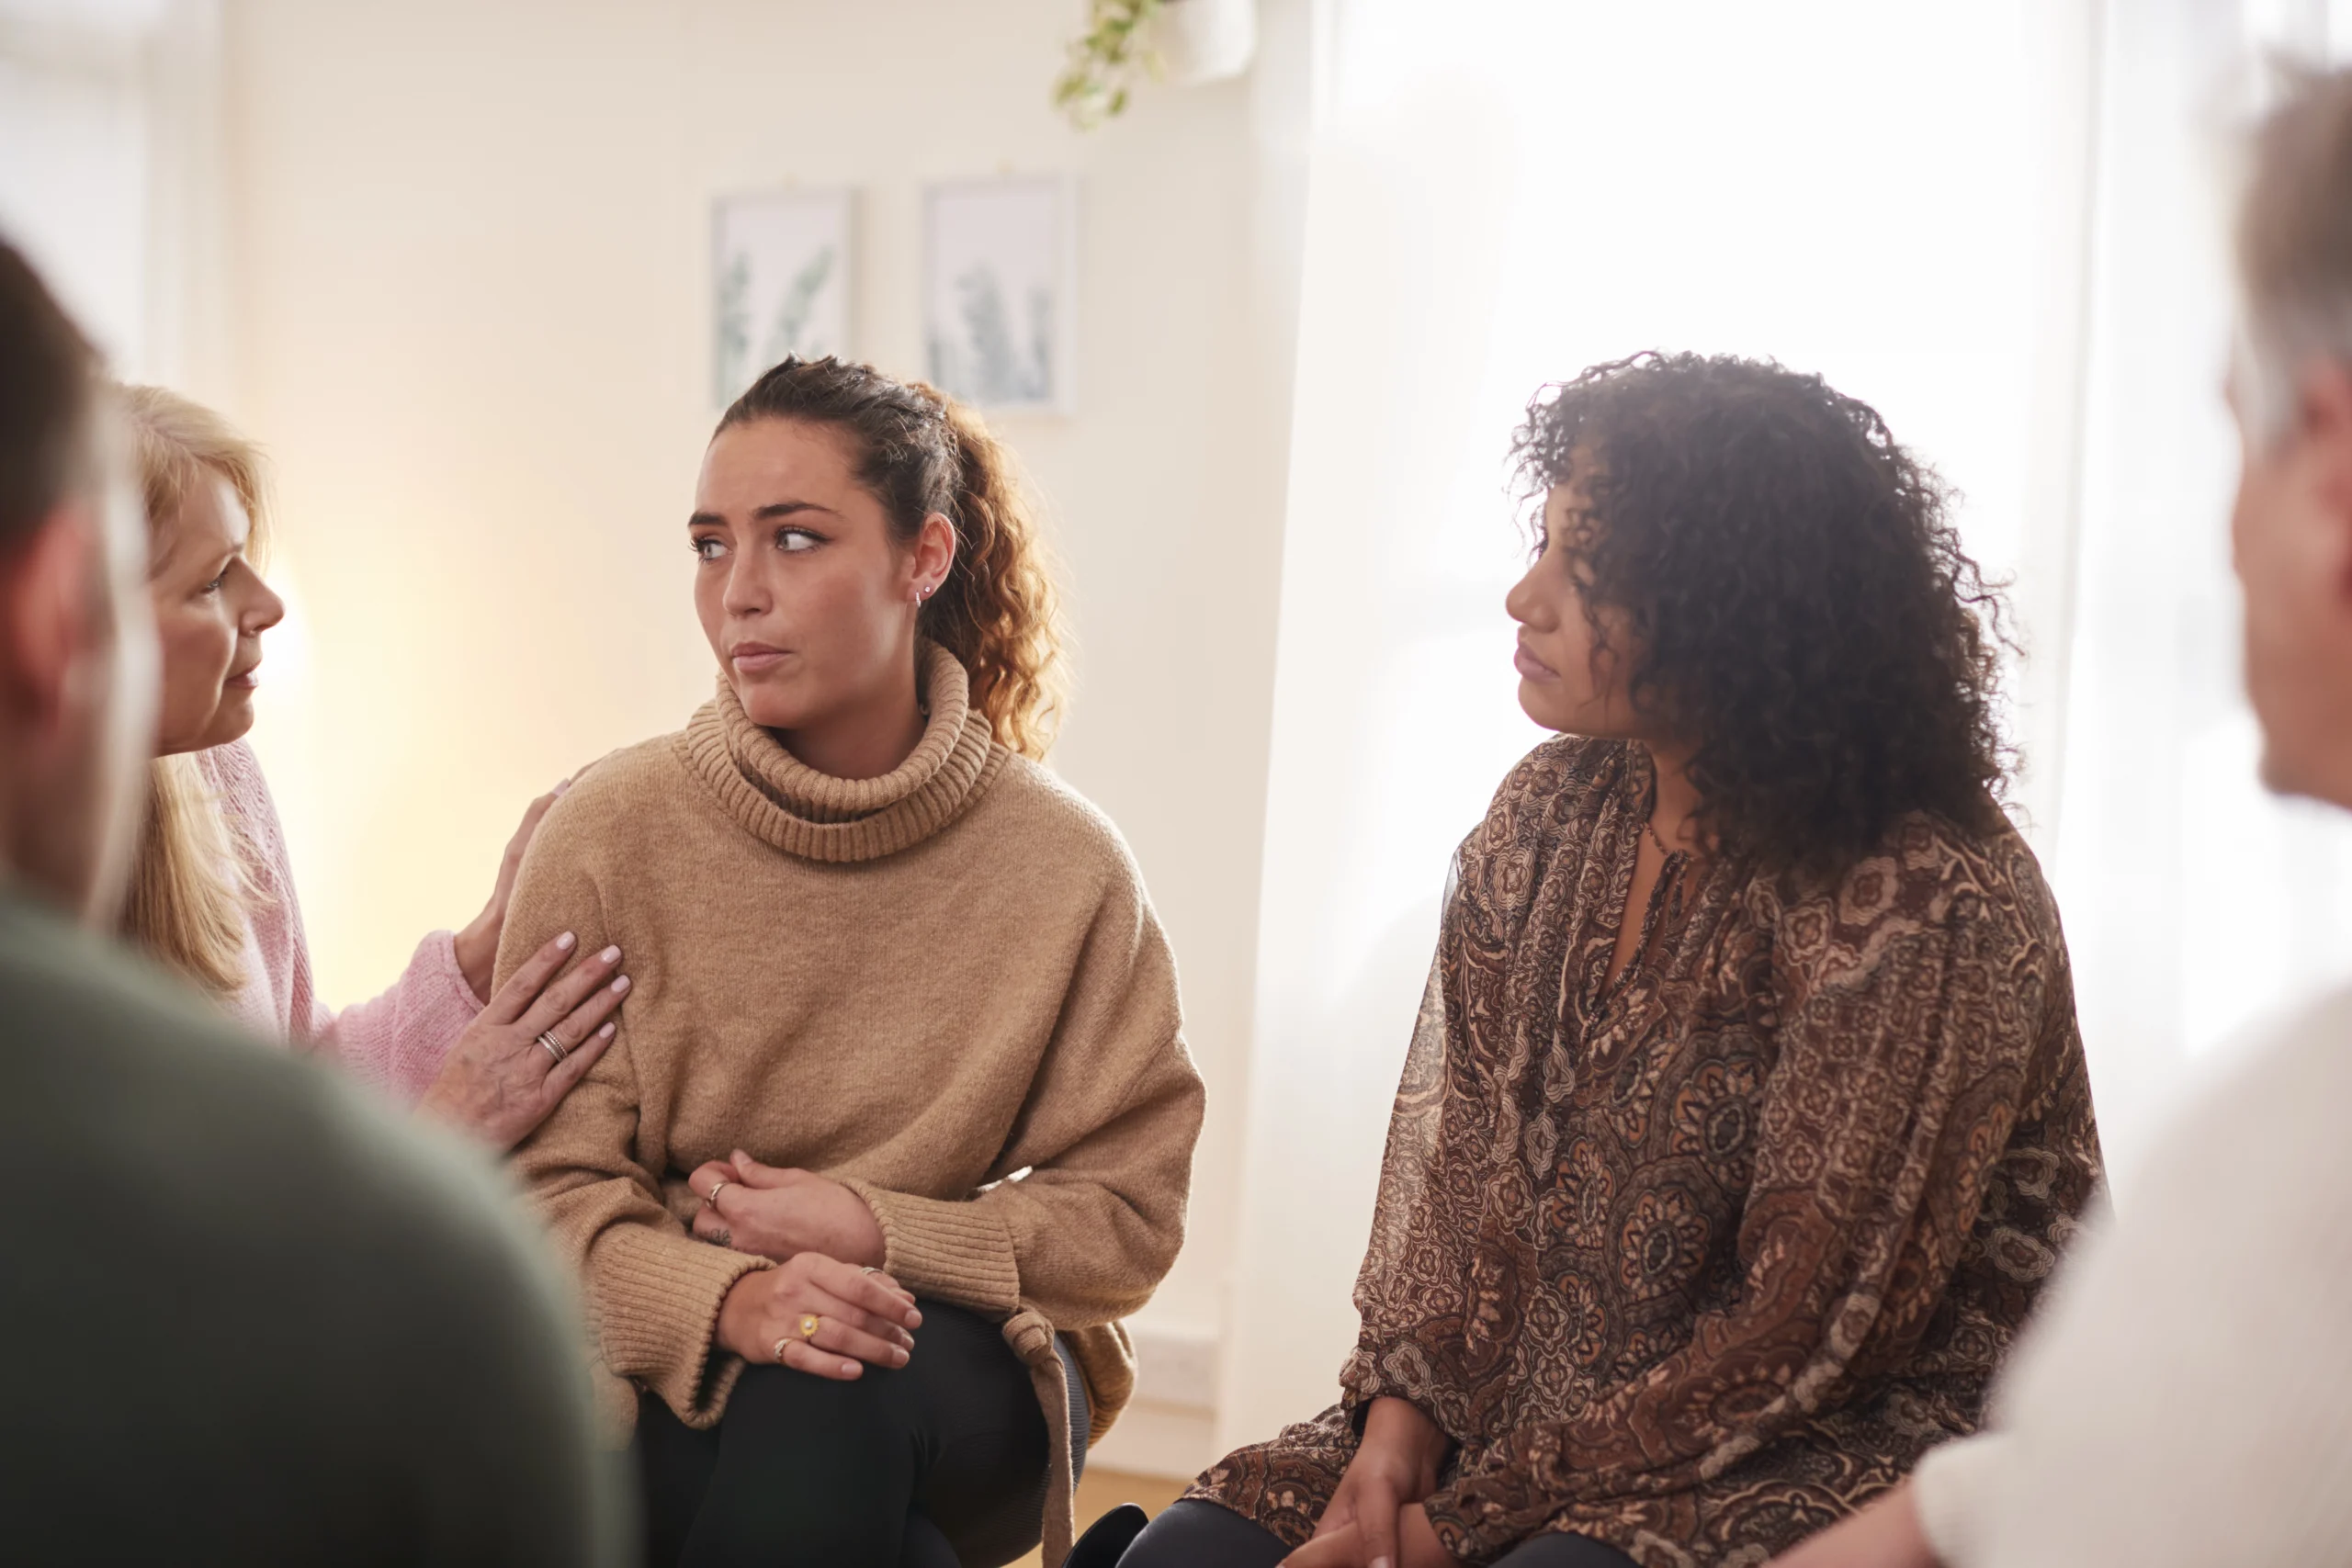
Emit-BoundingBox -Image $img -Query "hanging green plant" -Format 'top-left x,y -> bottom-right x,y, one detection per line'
1053,0 -> 1166,130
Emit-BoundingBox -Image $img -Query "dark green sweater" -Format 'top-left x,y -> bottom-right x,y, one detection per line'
0,887 -> 627,1563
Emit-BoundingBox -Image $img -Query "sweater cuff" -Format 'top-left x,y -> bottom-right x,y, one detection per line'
841,1179 -> 1021,1317
375,930 -> 488,1105
1913,1432 -> 2006,1566
591,1224 -> 772,1427
1340,1337 -> 1429,1414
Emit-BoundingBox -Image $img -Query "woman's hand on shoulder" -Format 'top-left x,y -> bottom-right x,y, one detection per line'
1764,1482 -> 1937,1568
715,1254 -> 922,1382
451,779 -> 571,1003
1293,1398 -> 1454,1567
418,929 -> 627,1151
687,1152 -> 887,1269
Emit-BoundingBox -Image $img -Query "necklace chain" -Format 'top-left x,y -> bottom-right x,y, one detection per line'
1644,813 -> 1674,860
1641,784 -> 1690,932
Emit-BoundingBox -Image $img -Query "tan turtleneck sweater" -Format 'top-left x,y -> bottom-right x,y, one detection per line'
502,648 -> 1203,1563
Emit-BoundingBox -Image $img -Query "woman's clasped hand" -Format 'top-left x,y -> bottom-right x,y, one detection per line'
687,1150 -> 888,1268
1279,1398 -> 1462,1568
692,1151 -> 922,1383
714,1253 -> 922,1382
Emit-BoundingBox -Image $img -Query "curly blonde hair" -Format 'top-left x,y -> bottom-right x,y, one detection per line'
717,357 -> 1068,756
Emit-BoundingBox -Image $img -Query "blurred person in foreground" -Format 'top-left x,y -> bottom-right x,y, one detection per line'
1108,353 -> 2101,1568
1766,61 -> 2352,1568
114,384 -> 624,1150
0,233 -> 624,1564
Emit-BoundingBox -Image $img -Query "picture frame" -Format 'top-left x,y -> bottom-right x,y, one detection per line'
712,186 -> 854,407
922,175 -> 1077,415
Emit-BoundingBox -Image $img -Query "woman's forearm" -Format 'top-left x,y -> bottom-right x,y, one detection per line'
1363,1396 -> 1453,1472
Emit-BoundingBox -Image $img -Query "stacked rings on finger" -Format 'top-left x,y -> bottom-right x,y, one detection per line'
537,1030 -> 568,1065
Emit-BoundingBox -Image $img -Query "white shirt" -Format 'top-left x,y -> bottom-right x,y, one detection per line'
1914,985 -> 2352,1568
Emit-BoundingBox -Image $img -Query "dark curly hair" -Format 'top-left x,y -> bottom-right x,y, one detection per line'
1511,352 -> 2011,876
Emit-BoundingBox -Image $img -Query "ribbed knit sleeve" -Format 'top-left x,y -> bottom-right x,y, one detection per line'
837,1183 -> 1023,1315
500,800 -> 772,1428
294,929 -> 480,1103
576,1201 -> 772,1423
841,854 -> 1203,1331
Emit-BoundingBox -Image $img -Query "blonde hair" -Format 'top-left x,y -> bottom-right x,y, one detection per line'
716,356 -> 1069,757
116,384 -> 273,993
120,383 -> 271,567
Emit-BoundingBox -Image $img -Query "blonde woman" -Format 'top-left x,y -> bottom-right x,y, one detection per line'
119,386 -> 625,1148
503,356 -> 1204,1568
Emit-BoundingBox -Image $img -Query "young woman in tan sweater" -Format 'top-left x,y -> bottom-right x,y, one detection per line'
503,357 -> 1204,1568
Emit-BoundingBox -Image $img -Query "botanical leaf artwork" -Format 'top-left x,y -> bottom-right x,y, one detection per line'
760,245 -> 837,371
931,267 -> 1053,407
710,191 -> 853,407
924,179 -> 1070,413
713,254 -> 753,409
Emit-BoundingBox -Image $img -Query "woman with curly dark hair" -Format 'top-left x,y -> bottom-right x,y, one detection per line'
1102,354 -> 2101,1568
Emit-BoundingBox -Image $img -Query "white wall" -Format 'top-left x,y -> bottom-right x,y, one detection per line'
0,0 -> 228,392
220,0 -> 1301,1468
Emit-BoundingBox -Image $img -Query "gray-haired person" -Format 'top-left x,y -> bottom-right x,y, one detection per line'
1770,63 -> 2352,1568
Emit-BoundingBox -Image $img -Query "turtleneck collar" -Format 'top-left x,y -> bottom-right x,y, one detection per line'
678,642 -> 1004,863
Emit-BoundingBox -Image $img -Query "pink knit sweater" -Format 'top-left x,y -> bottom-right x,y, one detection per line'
196,740 -> 481,1101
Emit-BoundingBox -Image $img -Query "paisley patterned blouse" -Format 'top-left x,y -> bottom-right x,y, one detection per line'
1190,738 -> 2101,1566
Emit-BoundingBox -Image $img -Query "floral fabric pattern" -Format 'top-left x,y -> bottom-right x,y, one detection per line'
1189,738 -> 2100,1567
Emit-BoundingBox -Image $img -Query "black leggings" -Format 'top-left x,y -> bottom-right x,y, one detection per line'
636,1301 -> 1047,1568
1119,1499 -> 1639,1568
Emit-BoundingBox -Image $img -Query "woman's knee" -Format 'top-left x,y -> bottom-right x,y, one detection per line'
723,1359 -> 922,1459
1116,1500 -> 1289,1568
1491,1533 -> 1641,1568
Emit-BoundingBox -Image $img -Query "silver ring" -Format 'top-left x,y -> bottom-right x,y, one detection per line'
537,1030 -> 568,1065
705,1179 -> 731,1208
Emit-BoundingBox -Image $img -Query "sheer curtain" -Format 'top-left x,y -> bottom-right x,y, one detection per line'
0,0 -> 228,392
2052,0 -> 2352,1186
1216,0 -> 2312,1447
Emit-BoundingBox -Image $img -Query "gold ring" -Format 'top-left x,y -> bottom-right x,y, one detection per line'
704,1179 -> 730,1208
797,1313 -> 822,1341
772,1337 -> 790,1364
